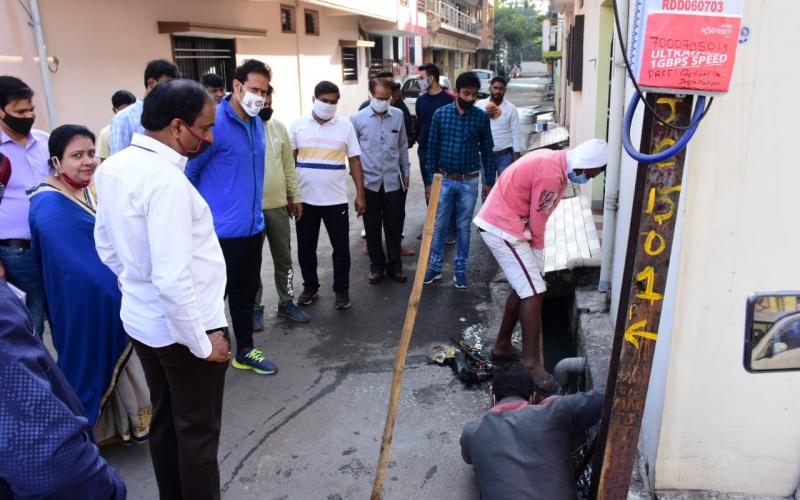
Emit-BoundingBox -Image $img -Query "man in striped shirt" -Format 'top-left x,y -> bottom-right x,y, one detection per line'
290,81 -> 366,310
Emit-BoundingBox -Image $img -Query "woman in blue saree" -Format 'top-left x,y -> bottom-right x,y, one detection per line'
28,124 -> 150,444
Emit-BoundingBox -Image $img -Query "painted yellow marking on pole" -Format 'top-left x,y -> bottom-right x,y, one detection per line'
654,197 -> 674,225
654,138 -> 677,168
646,188 -> 656,214
624,319 -> 659,349
635,266 -> 663,304
644,230 -> 666,256
660,185 -> 682,195
655,96 -> 680,123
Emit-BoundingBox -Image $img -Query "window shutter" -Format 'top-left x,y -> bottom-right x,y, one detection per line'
571,15 -> 584,91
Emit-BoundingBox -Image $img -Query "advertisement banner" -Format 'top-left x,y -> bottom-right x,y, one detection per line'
631,0 -> 744,95
638,13 -> 741,93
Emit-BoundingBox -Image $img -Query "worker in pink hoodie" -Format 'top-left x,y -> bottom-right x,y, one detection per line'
474,139 -> 607,393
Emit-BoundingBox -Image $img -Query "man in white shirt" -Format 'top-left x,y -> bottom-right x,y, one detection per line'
476,76 -> 522,177
290,80 -> 365,310
94,79 -> 230,500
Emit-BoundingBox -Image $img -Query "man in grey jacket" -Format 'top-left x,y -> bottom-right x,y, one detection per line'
460,362 -> 604,500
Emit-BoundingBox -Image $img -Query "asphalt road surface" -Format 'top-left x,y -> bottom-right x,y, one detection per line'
104,77 -> 557,500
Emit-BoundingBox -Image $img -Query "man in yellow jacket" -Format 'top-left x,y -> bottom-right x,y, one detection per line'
254,85 -> 310,327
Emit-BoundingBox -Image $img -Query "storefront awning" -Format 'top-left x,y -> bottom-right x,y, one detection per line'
339,39 -> 376,48
157,21 -> 267,39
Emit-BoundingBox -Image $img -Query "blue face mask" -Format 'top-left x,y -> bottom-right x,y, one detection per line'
568,171 -> 589,184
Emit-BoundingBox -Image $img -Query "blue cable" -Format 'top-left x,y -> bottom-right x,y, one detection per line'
622,93 -> 707,163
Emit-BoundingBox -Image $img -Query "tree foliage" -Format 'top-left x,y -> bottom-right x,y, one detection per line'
494,0 -> 546,64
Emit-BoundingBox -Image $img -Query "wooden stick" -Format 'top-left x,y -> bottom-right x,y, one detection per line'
371,173 -> 443,500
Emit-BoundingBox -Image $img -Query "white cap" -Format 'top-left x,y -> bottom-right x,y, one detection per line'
567,139 -> 608,172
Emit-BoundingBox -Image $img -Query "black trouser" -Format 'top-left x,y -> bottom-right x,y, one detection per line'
132,337 -> 228,500
364,185 -> 405,274
219,233 -> 263,352
296,203 -> 350,292
418,147 -> 429,190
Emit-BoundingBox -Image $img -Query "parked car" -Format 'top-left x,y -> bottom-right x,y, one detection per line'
401,75 -> 453,117
471,69 -> 494,97
750,310 -> 800,371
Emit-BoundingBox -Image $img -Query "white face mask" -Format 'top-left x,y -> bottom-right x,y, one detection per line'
313,98 -> 337,121
239,88 -> 265,117
370,96 -> 390,114
419,77 -> 430,93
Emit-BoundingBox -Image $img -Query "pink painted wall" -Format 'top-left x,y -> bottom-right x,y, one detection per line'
1,0 -> 371,135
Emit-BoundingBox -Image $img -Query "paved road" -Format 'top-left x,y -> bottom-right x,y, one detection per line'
104,78 -> 556,500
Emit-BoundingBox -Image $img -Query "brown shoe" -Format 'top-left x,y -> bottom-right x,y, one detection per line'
368,272 -> 384,284
400,245 -> 416,257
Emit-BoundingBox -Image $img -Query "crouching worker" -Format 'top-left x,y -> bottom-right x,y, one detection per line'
474,139 -> 607,393
460,362 -> 604,500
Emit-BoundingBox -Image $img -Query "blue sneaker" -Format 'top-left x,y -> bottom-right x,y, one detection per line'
423,269 -> 442,284
232,347 -> 278,375
278,302 -> 311,323
454,272 -> 469,289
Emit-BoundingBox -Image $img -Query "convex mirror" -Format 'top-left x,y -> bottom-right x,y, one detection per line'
745,292 -> 800,372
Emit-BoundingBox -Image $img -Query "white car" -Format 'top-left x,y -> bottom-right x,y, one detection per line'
401,75 -> 453,117
750,310 -> 800,371
471,69 -> 495,97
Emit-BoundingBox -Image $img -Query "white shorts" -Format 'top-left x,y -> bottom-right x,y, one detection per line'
480,230 -> 546,298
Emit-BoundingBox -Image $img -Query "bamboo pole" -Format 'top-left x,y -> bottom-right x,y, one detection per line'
370,173 -> 443,500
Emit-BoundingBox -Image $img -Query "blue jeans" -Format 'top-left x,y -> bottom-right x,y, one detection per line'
0,245 -> 47,336
494,149 -> 515,176
427,176 -> 480,275
419,148 -> 457,240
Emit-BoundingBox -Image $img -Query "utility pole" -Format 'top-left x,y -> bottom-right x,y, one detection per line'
589,93 -> 694,499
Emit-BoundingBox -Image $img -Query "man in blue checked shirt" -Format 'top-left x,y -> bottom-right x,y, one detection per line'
108,59 -> 180,155
423,71 -> 495,289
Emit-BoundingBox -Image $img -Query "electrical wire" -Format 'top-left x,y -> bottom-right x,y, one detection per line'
16,0 -> 33,22
622,94 -> 706,162
611,0 -> 714,130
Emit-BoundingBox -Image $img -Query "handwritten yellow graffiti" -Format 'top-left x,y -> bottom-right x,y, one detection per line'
654,138 -> 678,169
624,319 -> 659,349
644,230 -> 666,256
646,185 -> 682,225
635,266 -> 663,304
655,96 -> 680,123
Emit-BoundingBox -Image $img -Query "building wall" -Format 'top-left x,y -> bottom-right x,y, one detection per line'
635,0 -> 800,495
307,0 -> 398,21
564,0 -> 600,148
1,0 -> 373,135
590,4 -> 613,206
560,0 -> 612,202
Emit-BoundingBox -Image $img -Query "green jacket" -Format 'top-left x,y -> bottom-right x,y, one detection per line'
262,118 -> 301,210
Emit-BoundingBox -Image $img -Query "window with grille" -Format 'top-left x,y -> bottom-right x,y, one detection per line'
305,9 -> 319,35
281,5 -> 295,33
342,47 -> 358,82
171,36 -> 235,91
